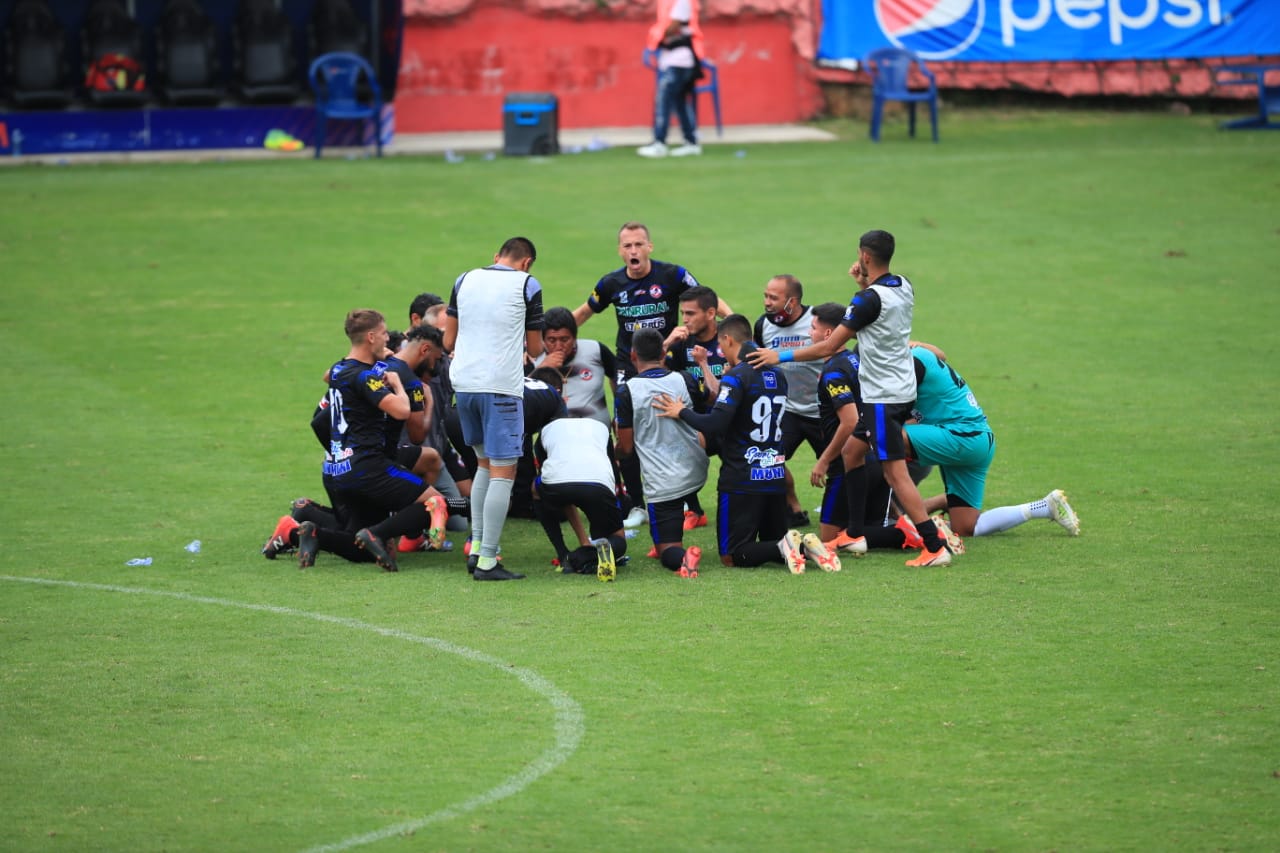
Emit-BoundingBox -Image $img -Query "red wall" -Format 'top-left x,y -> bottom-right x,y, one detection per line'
395,6 -> 821,132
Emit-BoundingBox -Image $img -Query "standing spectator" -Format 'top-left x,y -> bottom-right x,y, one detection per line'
443,237 -> 544,581
637,0 -> 704,158
653,314 -> 841,573
572,221 -> 729,527
754,274 -> 826,528
746,230 -> 952,566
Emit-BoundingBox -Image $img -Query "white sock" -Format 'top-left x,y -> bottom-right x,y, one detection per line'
974,504 -> 1031,536
481,476 -> 514,560
470,466 -> 490,548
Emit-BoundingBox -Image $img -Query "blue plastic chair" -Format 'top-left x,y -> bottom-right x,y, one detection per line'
307,51 -> 383,158
643,48 -> 723,138
865,47 -> 938,142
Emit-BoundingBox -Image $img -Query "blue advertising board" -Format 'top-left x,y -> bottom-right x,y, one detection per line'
818,0 -> 1280,63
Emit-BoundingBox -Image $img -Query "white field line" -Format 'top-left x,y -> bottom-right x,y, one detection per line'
0,576 -> 585,853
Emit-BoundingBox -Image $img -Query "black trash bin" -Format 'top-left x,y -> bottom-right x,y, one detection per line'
503,92 -> 559,156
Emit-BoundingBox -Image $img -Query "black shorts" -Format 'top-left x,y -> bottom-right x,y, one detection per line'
326,460 -> 424,522
859,401 -> 913,462
715,491 -> 789,556
781,412 -> 826,461
540,481 -> 624,539
396,444 -> 422,471
646,497 -> 686,545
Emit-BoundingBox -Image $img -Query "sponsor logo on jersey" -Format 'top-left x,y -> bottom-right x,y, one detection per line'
648,285 -> 664,300
745,446 -> 786,467
577,368 -> 593,381
763,372 -> 778,390
366,376 -> 386,392
826,381 -> 853,398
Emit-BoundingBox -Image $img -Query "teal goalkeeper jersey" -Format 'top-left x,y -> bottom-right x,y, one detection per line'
910,346 -> 988,428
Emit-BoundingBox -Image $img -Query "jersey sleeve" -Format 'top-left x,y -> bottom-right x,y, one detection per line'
525,275 -> 545,331
586,275 -> 615,313
614,384 -> 634,429
446,272 -> 466,318
599,343 -> 618,378
841,288 -> 882,333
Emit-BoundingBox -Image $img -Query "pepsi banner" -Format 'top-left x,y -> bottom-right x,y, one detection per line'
818,0 -> 1280,63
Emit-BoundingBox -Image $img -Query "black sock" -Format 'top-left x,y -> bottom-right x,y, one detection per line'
733,540 -> 785,568
915,518 -> 944,552
293,502 -> 339,528
843,465 -> 867,538
316,526 -> 373,563
864,526 -> 907,550
444,495 -> 469,516
533,499 -> 571,562
685,493 -> 703,515
369,502 -> 429,541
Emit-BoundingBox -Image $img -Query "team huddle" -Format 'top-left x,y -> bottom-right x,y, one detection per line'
261,224 -> 1080,581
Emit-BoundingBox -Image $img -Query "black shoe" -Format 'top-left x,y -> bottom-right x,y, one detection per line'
355,528 -> 398,572
473,565 -> 526,581
466,554 -> 479,576
297,521 -> 318,569
788,510 -> 810,528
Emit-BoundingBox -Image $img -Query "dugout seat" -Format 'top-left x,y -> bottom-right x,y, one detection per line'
643,47 -> 722,138
156,0 -> 222,105
865,47 -> 938,143
2,0 -> 74,108
307,51 -> 382,158
80,0 -> 148,107
233,0 -> 300,103
309,0 -> 367,62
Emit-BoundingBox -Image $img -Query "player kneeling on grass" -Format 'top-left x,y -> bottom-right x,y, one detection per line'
532,416 -> 628,581
652,314 -> 841,574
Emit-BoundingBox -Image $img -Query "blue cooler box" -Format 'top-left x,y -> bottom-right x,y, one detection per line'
503,93 -> 559,156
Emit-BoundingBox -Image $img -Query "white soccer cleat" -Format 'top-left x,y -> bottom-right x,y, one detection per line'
801,533 -> 841,573
623,506 -> 647,529
1046,489 -> 1080,536
779,529 -> 806,574
931,514 -> 965,555
670,143 -> 702,157
636,141 -> 668,158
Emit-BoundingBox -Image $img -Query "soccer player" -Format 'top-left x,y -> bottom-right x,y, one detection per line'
443,236 -> 544,581
533,306 -> 617,427
809,303 -> 925,554
614,328 -> 709,577
652,314 -> 842,574
532,415 -> 629,581
906,345 -> 1080,544
754,274 -> 826,528
746,229 -> 953,567
296,308 -> 449,572
662,284 -> 724,530
572,222 -> 730,528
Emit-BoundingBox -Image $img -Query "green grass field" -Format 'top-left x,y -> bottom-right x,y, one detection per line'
1,109 -> 1278,852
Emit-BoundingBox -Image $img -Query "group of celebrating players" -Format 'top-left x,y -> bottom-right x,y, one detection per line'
261,223 -> 1080,580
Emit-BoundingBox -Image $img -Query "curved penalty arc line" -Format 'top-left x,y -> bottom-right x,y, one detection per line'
0,576 -> 585,853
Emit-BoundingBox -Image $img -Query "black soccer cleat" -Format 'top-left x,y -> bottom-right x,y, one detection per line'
473,565 -> 525,581
297,521 -> 319,569
355,528 -> 398,572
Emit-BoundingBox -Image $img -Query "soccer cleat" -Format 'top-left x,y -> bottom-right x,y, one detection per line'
591,537 -> 616,582
636,140 -> 668,158
678,546 -> 701,578
906,545 -> 952,567
669,143 -> 702,157
894,514 -> 925,550
646,545 -> 659,559
801,533 -> 841,573
297,521 -> 319,569
826,530 -> 868,557
683,510 -> 708,530
1046,489 -> 1080,536
398,534 -> 426,553
355,528 -> 399,572
474,556 -> 524,581
623,506 -> 647,529
262,515 -> 299,559
931,514 -> 965,555
425,496 -> 448,550
779,529 -> 806,574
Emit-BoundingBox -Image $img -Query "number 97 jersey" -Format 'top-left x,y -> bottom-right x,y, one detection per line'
712,354 -> 789,494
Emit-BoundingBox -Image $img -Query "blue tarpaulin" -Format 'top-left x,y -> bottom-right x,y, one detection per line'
818,0 -> 1280,63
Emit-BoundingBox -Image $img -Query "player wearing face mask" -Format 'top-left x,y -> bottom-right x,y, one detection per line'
753,274 -> 826,528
